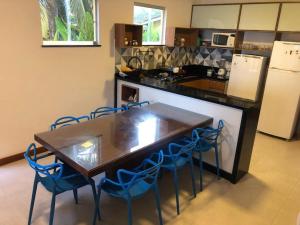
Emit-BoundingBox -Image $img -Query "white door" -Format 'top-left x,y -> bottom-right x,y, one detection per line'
258,68 -> 300,139
228,55 -> 264,101
270,41 -> 300,71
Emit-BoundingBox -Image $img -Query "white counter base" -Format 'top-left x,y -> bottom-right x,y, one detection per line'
117,80 -> 243,174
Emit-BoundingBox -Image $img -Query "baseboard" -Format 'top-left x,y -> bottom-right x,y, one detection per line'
0,147 -> 48,166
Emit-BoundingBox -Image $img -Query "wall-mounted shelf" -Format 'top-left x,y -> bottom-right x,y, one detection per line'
115,24 -> 143,48
166,27 -> 199,47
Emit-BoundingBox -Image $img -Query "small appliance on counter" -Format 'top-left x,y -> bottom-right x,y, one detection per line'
258,41 -> 300,140
211,33 -> 235,48
216,59 -> 227,79
227,54 -> 267,102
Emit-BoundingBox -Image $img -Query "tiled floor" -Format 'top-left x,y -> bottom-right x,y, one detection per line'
0,133 -> 299,225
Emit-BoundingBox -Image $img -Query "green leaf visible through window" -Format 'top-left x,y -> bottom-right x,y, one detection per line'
134,4 -> 165,45
39,0 -> 98,45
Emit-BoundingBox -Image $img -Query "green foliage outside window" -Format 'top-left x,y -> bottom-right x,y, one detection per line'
142,22 -> 161,43
134,5 -> 164,44
39,0 -> 96,43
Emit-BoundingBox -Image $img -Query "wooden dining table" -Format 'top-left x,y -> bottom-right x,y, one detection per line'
34,103 -> 213,178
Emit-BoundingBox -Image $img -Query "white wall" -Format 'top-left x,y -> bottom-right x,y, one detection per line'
0,0 -> 193,158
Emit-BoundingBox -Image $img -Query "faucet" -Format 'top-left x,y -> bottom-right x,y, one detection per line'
127,56 -> 143,70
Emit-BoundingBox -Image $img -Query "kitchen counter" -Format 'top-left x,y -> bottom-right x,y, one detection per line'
116,73 -> 259,111
115,70 -> 261,183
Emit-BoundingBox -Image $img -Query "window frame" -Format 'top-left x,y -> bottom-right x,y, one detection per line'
40,0 -> 100,47
133,2 -> 166,46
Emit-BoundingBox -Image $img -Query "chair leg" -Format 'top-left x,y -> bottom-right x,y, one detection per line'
91,181 -> 101,222
127,198 -> 133,225
153,184 -> 164,225
188,160 -> 197,198
199,152 -> 203,192
73,189 -> 78,204
28,176 -> 38,225
158,169 -> 164,179
93,187 -> 101,225
214,146 -> 220,179
49,192 -> 56,225
53,157 -> 59,173
172,169 -> 180,215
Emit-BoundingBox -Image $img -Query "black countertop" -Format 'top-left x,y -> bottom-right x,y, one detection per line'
116,66 -> 260,110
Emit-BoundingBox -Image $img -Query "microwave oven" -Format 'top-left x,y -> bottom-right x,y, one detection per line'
211,33 -> 235,48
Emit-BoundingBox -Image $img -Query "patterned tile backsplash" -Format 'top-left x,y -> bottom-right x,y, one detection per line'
115,46 -> 233,72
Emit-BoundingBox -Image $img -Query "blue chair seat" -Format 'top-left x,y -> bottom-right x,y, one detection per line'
40,169 -> 89,193
24,143 -> 100,225
101,179 -> 152,199
94,151 -> 164,225
161,155 -> 190,170
158,133 -> 200,215
196,139 -> 213,152
179,120 -> 225,191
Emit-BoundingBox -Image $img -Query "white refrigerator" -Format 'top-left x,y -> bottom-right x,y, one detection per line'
227,54 -> 267,101
258,41 -> 300,139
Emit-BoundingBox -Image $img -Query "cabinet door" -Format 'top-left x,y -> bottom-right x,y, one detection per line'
278,3 -> 300,32
191,5 -> 240,29
239,3 -> 279,31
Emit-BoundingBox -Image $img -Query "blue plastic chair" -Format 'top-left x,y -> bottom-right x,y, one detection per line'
90,107 -> 125,119
93,151 -> 164,225
50,115 -> 90,130
50,115 -> 90,165
126,101 -> 150,109
24,143 -> 100,225
192,120 -> 224,191
160,130 -> 199,215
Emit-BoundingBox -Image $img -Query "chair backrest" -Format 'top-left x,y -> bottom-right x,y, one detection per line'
24,143 -> 63,181
90,107 -> 125,119
168,129 -> 200,162
116,151 -> 164,192
197,119 -> 225,144
50,115 -> 89,130
126,101 -> 150,109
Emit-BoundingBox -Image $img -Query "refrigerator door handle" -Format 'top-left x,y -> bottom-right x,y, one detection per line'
269,67 -> 300,73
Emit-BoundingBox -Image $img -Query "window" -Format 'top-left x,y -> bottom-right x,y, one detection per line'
134,3 -> 166,45
39,0 -> 99,46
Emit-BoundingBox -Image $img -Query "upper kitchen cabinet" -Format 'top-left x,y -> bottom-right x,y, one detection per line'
278,3 -> 300,32
191,5 -> 240,29
239,3 -> 280,31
